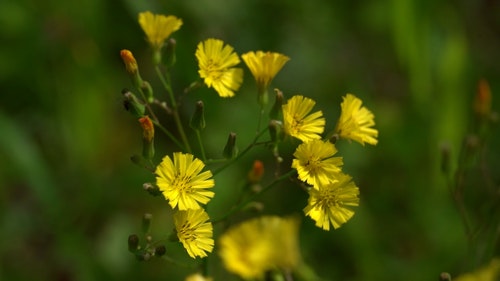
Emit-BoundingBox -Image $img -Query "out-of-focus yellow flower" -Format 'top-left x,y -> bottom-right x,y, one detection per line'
453,258 -> 500,281
474,78 -> 492,117
138,11 -> 182,51
174,209 -> 214,258
185,273 -> 213,281
155,152 -> 215,210
335,94 -> 378,146
196,38 -> 243,98
304,173 -> 359,230
282,95 -> 325,142
218,216 -> 301,280
242,51 -> 289,105
292,139 -> 343,187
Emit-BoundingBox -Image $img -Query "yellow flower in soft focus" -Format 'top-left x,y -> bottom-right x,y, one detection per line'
174,209 -> 214,258
282,95 -> 325,142
155,152 -> 215,210
185,273 -> 213,281
138,11 -> 182,50
242,51 -> 290,105
218,216 -> 301,280
196,38 -> 243,98
304,173 -> 359,230
454,258 -> 500,281
292,139 -> 343,187
335,93 -> 378,146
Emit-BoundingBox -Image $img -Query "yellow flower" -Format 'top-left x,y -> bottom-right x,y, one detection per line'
185,273 -> 213,281
282,95 -> 325,142
304,173 -> 359,230
292,139 -> 343,187
335,93 -> 378,145
196,38 -> 243,98
454,258 -> 500,281
174,209 -> 214,258
219,216 -> 301,280
241,51 -> 290,97
155,152 -> 215,210
138,11 -> 182,50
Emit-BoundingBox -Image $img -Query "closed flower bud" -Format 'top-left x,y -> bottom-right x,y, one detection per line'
165,38 -> 177,67
128,234 -> 140,252
247,160 -> 264,184
474,78 -> 492,117
141,81 -> 154,104
268,120 -> 284,143
120,49 -> 143,88
223,132 -> 238,159
143,182 -> 162,197
269,88 -> 284,119
155,245 -> 166,257
139,116 -> 155,160
190,101 -> 206,130
122,89 -> 145,118
142,213 -> 152,234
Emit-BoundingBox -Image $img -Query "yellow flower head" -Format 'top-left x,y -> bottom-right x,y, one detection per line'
138,11 -> 182,50
241,51 -> 290,91
335,94 -> 378,145
218,216 -> 301,280
174,209 -> 214,258
185,273 -> 213,281
155,152 -> 215,210
304,173 -> 359,230
292,139 -> 343,187
282,95 -> 325,142
196,38 -> 243,98
453,257 -> 500,281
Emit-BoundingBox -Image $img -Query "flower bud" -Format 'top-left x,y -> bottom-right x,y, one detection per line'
142,213 -> 153,234
190,101 -> 206,130
143,182 -> 162,197
141,81 -> 154,104
474,78 -> 492,117
139,116 -> 155,160
165,38 -> 177,67
122,89 -> 145,118
439,272 -> 451,281
154,245 -> 166,257
269,88 -> 284,119
128,234 -> 140,252
268,120 -> 284,143
247,160 -> 264,184
120,49 -> 143,88
223,132 -> 238,159
440,142 -> 451,175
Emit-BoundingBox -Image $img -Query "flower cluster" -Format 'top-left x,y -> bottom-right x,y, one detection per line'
119,9 -> 378,281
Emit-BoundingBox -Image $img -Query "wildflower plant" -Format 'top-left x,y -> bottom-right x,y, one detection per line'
119,9 -> 378,281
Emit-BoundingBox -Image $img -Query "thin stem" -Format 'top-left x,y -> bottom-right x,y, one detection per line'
212,127 -> 268,176
256,105 -> 265,133
155,66 -> 192,153
212,169 -> 296,224
151,119 -> 186,151
195,130 -> 207,161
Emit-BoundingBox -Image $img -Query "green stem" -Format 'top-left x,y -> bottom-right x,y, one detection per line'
151,119 -> 186,152
212,169 -> 296,224
212,127 -> 268,176
155,66 -> 192,153
195,130 -> 207,161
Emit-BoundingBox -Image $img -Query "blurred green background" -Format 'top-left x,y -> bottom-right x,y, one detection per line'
1,0 -> 499,280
